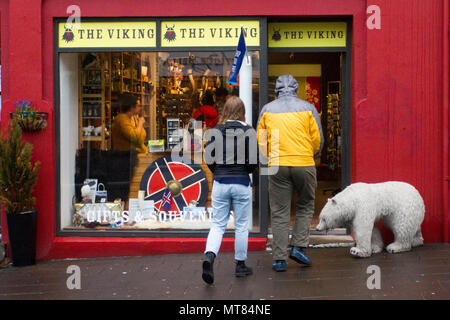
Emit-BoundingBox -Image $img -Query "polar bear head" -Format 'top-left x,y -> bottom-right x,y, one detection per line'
316,196 -> 353,231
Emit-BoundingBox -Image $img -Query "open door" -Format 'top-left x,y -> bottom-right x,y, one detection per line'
267,51 -> 349,235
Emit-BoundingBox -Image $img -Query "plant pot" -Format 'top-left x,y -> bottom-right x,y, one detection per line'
9,112 -> 48,132
6,209 -> 37,266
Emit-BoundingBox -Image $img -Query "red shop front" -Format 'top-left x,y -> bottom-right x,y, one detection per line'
0,0 -> 448,261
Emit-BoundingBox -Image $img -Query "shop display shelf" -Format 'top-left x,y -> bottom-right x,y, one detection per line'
122,90 -> 142,95
82,137 -> 103,141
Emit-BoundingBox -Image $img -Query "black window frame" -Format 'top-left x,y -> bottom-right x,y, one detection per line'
54,16 -> 352,238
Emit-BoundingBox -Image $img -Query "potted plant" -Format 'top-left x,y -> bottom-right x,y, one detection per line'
10,99 -> 48,132
0,119 -> 40,266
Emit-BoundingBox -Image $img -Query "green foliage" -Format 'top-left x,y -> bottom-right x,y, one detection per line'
0,120 -> 40,214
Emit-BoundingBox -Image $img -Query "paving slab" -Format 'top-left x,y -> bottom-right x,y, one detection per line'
0,244 -> 449,300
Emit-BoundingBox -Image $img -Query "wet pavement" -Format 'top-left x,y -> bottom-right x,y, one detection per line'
0,244 -> 449,300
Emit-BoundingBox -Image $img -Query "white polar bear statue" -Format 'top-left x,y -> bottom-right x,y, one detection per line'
316,182 -> 425,258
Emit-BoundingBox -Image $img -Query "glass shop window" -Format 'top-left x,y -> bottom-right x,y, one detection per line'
58,51 -> 260,233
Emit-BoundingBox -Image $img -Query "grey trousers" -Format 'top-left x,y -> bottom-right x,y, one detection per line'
269,166 -> 317,261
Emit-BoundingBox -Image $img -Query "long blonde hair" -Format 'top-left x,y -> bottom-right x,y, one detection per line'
218,96 -> 246,124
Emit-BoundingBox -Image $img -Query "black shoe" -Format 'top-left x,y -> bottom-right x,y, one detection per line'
202,252 -> 215,284
235,261 -> 253,277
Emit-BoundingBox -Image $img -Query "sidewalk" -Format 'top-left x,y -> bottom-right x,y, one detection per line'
0,244 -> 449,300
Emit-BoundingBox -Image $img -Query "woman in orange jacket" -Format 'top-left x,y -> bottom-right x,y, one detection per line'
111,94 -> 148,154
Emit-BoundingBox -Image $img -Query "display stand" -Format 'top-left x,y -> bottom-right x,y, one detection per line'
79,52 -> 157,150
166,118 -> 182,150
78,53 -> 110,150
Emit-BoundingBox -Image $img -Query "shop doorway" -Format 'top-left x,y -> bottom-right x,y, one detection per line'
267,51 -> 348,232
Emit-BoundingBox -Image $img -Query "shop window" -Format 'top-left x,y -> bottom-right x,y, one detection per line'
58,51 -> 260,233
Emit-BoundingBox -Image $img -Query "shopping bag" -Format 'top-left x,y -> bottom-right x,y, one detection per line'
95,183 -> 108,203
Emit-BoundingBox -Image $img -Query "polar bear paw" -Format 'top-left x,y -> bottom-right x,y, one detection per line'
350,247 -> 372,258
386,242 -> 411,254
411,237 -> 424,248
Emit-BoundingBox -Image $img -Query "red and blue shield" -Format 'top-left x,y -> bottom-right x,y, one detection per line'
139,156 -> 208,213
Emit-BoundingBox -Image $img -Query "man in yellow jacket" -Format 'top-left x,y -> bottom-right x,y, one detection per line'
112,94 -> 148,154
257,74 -> 323,272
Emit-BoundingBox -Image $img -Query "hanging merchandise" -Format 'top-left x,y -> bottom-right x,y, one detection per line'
326,93 -> 341,171
305,77 -> 321,113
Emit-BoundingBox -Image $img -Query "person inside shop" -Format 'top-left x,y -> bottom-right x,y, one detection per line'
201,96 -> 258,285
111,93 -> 148,154
214,87 -> 229,117
192,90 -> 218,129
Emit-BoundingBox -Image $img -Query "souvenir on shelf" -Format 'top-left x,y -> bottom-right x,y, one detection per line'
78,52 -> 157,150
326,93 -> 341,171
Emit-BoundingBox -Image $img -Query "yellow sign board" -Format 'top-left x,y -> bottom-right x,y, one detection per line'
58,21 -> 157,48
161,21 -> 260,47
268,22 -> 347,48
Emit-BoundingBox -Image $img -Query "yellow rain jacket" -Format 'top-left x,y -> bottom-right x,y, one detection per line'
257,75 -> 323,167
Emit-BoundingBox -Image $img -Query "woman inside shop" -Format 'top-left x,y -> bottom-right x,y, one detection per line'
192,90 -> 218,129
214,87 -> 229,116
201,96 -> 257,285
111,93 -> 148,154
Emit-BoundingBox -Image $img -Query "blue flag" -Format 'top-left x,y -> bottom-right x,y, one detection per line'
227,27 -> 247,85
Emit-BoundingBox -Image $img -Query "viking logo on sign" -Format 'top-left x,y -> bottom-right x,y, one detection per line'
164,24 -> 176,42
272,27 -> 281,41
140,156 -> 208,214
62,25 -> 75,43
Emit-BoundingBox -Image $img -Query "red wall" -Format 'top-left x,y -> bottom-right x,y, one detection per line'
357,0 -> 448,243
0,0 -> 448,260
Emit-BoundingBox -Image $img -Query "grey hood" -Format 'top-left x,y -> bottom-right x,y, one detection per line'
275,74 -> 298,98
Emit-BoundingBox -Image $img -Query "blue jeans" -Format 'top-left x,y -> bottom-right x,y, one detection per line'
205,181 -> 252,261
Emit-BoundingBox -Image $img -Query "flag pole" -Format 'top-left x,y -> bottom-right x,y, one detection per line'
238,25 -> 253,231
238,25 -> 252,126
